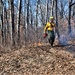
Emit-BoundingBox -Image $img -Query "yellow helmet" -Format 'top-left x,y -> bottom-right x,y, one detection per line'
50,16 -> 54,20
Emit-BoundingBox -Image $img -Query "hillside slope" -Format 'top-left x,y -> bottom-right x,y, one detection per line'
0,43 -> 75,75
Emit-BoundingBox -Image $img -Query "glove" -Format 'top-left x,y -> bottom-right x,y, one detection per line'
44,33 -> 48,38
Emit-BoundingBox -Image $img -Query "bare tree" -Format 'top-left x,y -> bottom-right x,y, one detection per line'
16,0 -> 20,34
4,0 -> 10,45
68,0 -> 72,34
8,0 -> 12,45
73,5 -> 75,16
46,0 -> 49,22
0,0 -> 75,47
0,0 -> 5,44
24,0 -> 27,45
17,0 -> 22,46
60,0 -> 64,19
51,0 -> 54,16
10,0 -> 15,46
25,0 -> 30,43
68,0 -> 75,34
55,0 -> 60,38
30,3 -> 33,28
40,3 -> 46,25
35,0 -> 39,44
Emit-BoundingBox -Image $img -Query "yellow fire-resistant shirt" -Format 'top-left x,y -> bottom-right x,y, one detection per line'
44,22 -> 55,32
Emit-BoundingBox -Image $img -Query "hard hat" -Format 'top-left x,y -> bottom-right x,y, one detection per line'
50,16 -> 54,19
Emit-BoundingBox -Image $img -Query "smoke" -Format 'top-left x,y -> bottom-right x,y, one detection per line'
68,30 -> 75,38
59,34 -> 67,45
59,29 -> 75,45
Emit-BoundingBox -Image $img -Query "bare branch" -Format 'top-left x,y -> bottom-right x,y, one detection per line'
70,2 -> 75,7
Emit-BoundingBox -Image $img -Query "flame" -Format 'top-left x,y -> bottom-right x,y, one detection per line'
38,41 -> 42,46
33,41 -> 42,47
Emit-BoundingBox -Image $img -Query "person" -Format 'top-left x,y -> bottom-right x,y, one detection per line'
44,16 -> 57,47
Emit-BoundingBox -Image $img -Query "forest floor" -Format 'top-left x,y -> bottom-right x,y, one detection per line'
0,40 -> 75,75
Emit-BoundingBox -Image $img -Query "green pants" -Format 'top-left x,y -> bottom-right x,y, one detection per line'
48,30 -> 55,46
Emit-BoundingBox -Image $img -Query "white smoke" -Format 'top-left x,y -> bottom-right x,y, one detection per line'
59,34 -> 67,45
59,29 -> 75,45
68,30 -> 75,38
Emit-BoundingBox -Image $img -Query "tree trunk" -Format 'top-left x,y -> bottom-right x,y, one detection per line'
55,0 -> 60,39
1,8 -> 4,44
73,5 -> 75,16
30,4 -> 33,28
17,0 -> 22,46
26,0 -> 30,43
16,0 -> 20,34
68,0 -> 72,34
40,4 -> 45,25
24,0 -> 27,45
60,0 -> 64,19
35,0 -> 38,44
5,0 -> 10,45
0,0 -> 4,44
51,0 -> 54,16
46,0 -> 49,22
8,0 -> 12,45
11,0 -> 15,46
